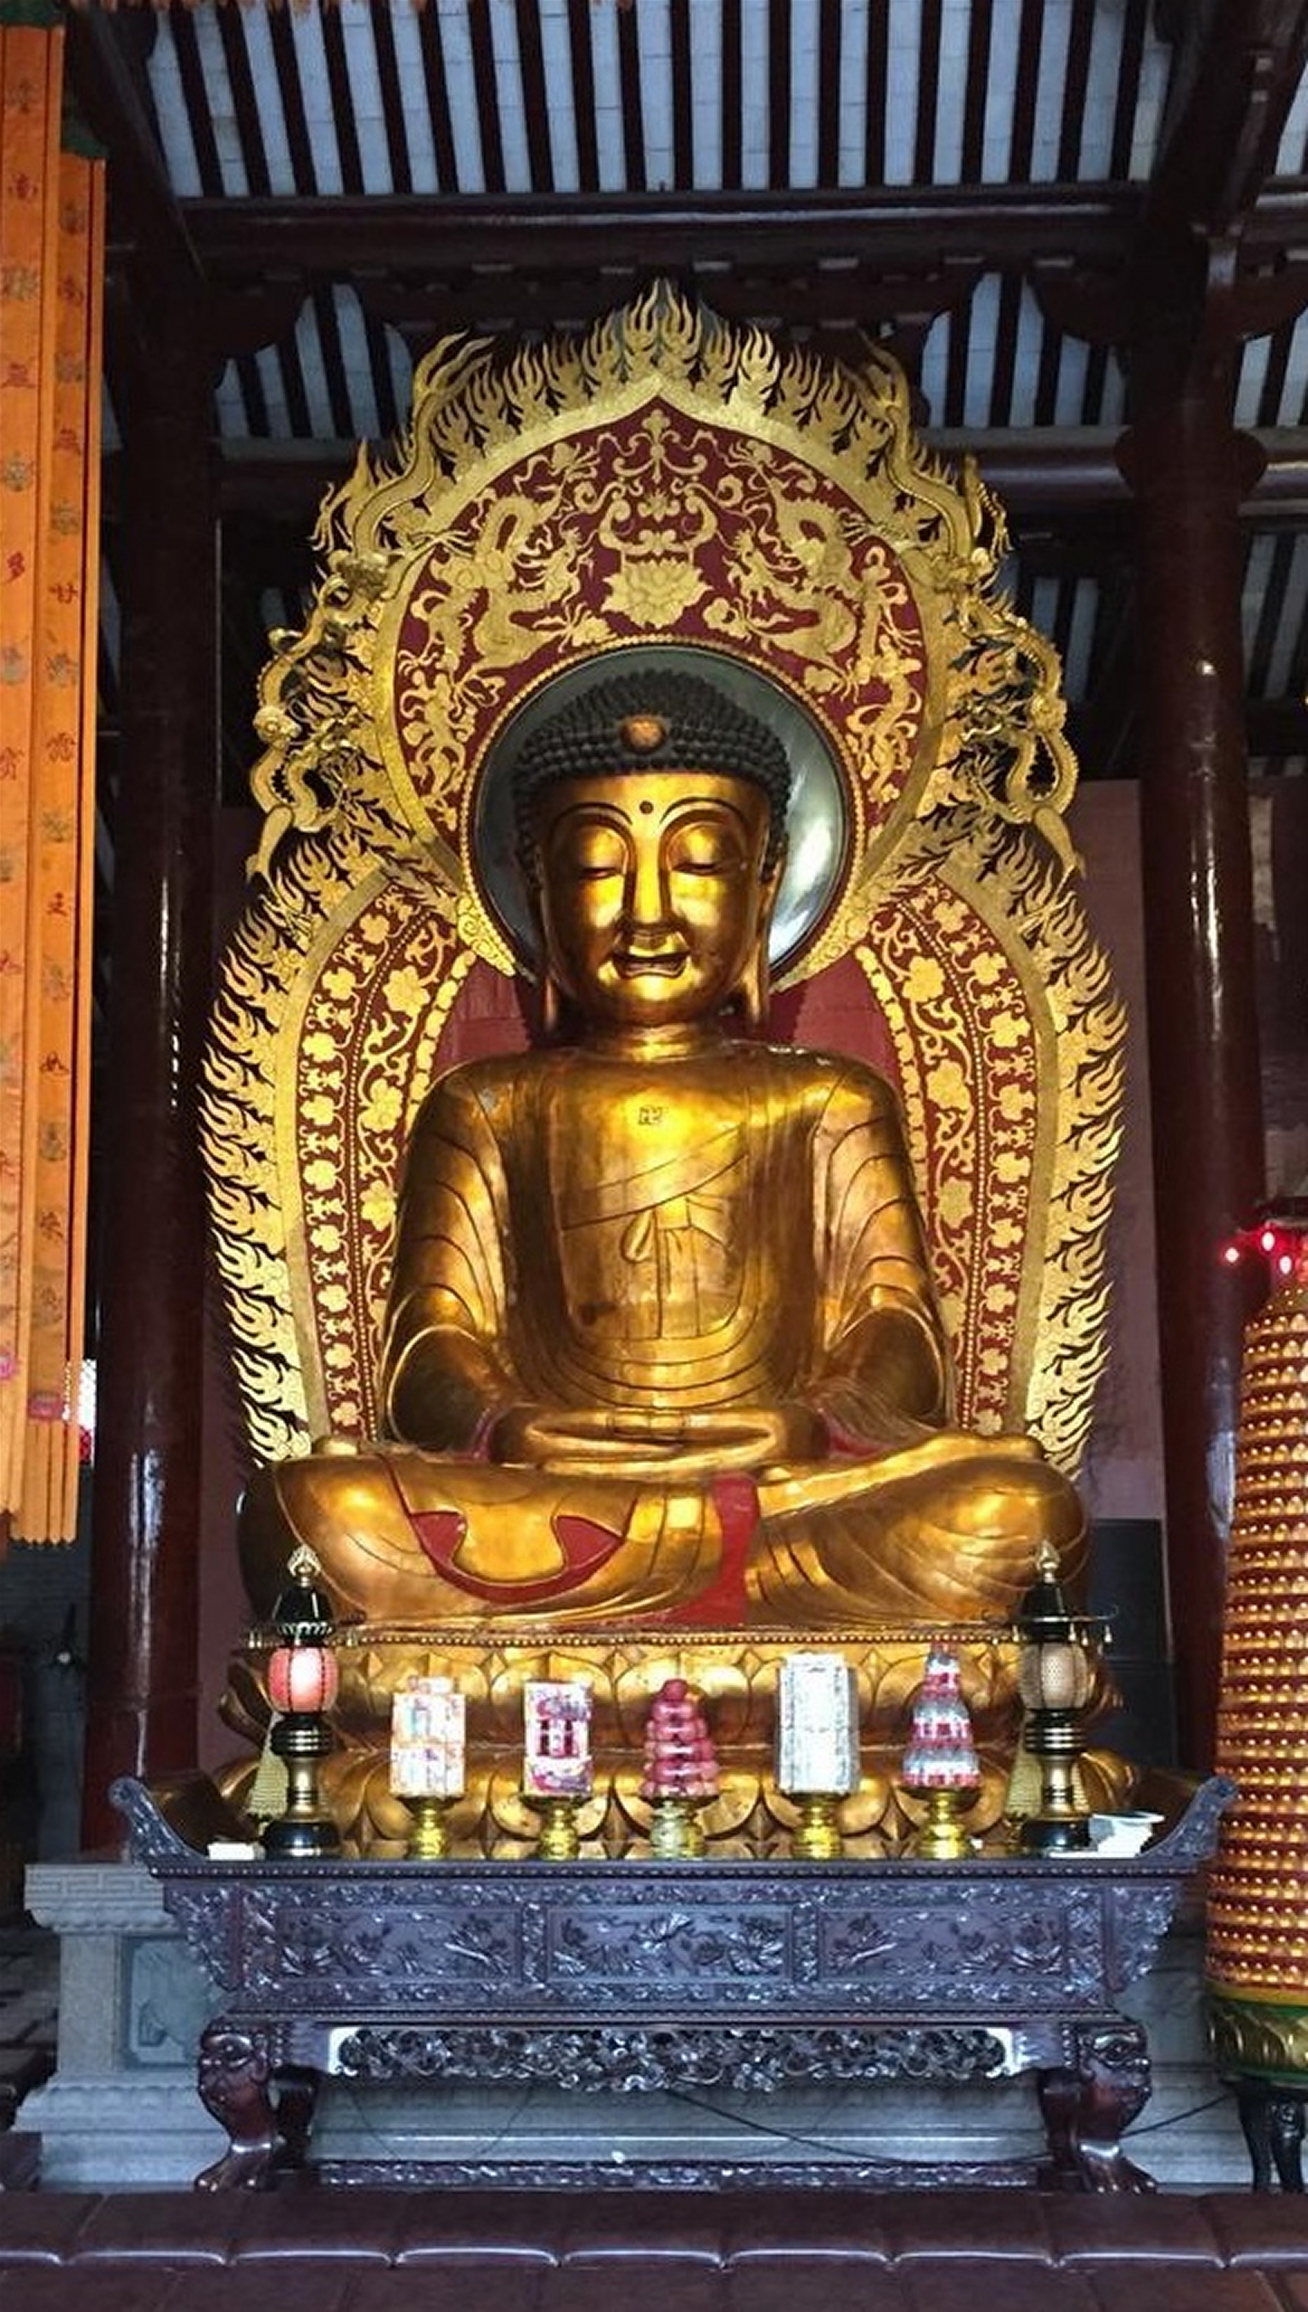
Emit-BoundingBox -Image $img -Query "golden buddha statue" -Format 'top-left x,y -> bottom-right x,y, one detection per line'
238,668 -> 1084,1635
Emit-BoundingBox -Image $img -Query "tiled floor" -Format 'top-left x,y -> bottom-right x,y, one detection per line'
0,1918 -> 57,2132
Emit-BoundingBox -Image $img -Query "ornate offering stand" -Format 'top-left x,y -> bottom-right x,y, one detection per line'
113,1774 -> 1230,2194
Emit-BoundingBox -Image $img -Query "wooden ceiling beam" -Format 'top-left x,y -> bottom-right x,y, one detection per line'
179,184 -> 1141,283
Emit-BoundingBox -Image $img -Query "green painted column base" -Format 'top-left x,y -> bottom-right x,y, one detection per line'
1209,1983 -> 1308,2084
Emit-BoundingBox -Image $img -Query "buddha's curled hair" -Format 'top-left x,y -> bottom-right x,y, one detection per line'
510,668 -> 792,874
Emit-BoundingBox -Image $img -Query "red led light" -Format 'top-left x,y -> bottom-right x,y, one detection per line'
1221,1205 -> 1308,1284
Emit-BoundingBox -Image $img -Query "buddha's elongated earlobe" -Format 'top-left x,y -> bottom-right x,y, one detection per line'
524,859 -> 562,1038
739,941 -> 770,1032
739,843 -> 785,1031
539,971 -> 562,1039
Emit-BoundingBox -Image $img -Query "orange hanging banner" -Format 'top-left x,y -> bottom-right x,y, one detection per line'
0,17 -> 103,1543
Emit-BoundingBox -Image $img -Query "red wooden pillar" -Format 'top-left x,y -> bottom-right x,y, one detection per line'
1122,302 -> 1265,1771
81,314 -> 215,1847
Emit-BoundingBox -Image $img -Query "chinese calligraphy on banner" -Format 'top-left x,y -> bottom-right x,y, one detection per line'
0,7 -> 102,1543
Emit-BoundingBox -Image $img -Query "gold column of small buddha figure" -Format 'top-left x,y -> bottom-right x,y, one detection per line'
238,669 -> 1085,1631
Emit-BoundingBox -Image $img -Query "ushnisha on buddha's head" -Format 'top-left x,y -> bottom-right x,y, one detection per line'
509,669 -> 792,1037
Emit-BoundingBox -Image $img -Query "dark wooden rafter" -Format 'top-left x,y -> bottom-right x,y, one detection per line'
1110,0 -> 1152,178
362,312 -> 402,444
320,7 -> 365,192
267,6 -> 317,192
368,0 -> 414,197
914,0 -> 942,186
615,0 -> 646,194
1250,300 -> 1296,425
168,5 -> 223,197
1049,570 -> 1089,682
1246,529 -> 1299,695
1070,575 -> 1138,779
467,0 -> 506,194
988,273 -> 1023,426
310,283 -> 351,438
960,0 -> 994,185
216,0 -> 269,193
270,320 -> 312,437
669,1 -> 693,189
768,0 -> 791,189
415,4 -> 460,195
514,0 -> 555,194
942,285 -> 970,424
1033,305 -> 1069,428
1284,551 -> 1308,704
814,0 -> 842,188
862,0 -> 887,185
1082,339 -> 1113,427
1008,0 -> 1044,178
566,0 -> 601,192
1149,0 -> 1308,238
721,0 -> 743,191
1059,0 -> 1098,178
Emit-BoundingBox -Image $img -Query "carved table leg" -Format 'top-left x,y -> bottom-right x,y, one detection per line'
273,2065 -> 322,2174
1236,2080 -> 1307,2192
1037,2020 -> 1156,2192
194,2021 -> 320,2190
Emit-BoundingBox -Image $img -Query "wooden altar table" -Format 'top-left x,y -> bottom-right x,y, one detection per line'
111,1774 -> 1232,2195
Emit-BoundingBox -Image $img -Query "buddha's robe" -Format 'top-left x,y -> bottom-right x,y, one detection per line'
238,1039 -> 1084,1626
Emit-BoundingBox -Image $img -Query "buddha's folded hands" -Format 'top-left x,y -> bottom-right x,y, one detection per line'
486,1399 -> 829,1477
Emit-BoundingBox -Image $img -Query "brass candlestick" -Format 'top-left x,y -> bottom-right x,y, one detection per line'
531,1793 -> 582,1860
907,1785 -> 977,1860
789,1793 -> 846,1860
649,1795 -> 707,1859
405,1795 -> 454,1859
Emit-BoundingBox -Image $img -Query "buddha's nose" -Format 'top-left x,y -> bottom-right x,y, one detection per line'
625,841 -> 672,938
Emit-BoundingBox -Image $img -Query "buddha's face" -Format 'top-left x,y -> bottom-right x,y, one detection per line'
532,770 -> 778,1031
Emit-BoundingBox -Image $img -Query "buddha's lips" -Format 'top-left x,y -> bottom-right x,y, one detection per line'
613,951 -> 685,976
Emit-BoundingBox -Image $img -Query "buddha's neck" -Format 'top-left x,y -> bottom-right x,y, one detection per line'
578,1020 -> 736,1064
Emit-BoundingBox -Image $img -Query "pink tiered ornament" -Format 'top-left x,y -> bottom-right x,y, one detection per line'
642,1678 -> 719,1857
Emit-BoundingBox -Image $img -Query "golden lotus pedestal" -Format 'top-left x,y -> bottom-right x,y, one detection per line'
222,1621 -> 1042,1860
